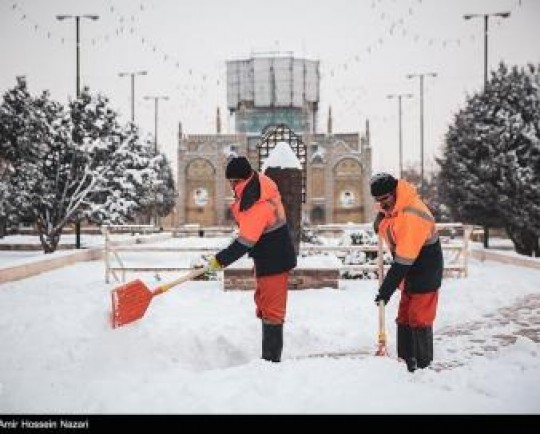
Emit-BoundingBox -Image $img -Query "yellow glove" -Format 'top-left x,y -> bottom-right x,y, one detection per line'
207,256 -> 223,272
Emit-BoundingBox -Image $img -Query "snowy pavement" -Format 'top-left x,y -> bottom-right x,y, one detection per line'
433,293 -> 540,371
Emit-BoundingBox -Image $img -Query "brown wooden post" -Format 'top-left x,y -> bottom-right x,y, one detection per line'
265,167 -> 302,255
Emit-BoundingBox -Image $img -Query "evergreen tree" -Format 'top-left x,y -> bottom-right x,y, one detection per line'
401,165 -> 451,222
85,121 -> 154,225
0,77 -> 48,233
0,161 -> 13,237
439,62 -> 540,256
487,63 -> 540,255
136,144 -> 177,227
153,153 -> 177,218
0,81 -> 176,252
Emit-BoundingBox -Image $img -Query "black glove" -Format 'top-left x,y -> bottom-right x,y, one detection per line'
374,292 -> 390,306
374,262 -> 410,306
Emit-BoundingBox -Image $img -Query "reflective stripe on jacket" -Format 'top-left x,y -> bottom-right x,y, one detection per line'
216,172 -> 297,277
378,179 -> 443,293
231,172 -> 288,247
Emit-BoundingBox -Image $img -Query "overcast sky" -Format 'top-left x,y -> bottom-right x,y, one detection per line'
1,0 -> 539,176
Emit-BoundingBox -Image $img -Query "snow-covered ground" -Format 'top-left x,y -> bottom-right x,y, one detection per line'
0,236 -> 539,414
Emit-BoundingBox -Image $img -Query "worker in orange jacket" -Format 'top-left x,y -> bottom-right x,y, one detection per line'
371,173 -> 443,372
206,156 -> 297,362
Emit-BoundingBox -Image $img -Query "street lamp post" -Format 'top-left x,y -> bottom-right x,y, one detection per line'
143,95 -> 169,227
463,11 -> 511,89
143,95 -> 169,153
118,71 -> 148,123
406,72 -> 437,198
56,14 -> 99,249
387,93 -> 413,178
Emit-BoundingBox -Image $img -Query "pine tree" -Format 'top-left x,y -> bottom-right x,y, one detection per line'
86,121 -> 151,225
0,77 -> 54,235
439,62 -> 540,256
135,143 -> 177,227
153,153 -> 177,219
487,63 -> 540,255
0,81 -> 177,253
401,165 -> 451,222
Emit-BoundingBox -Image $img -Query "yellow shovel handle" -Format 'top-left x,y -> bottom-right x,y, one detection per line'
154,267 -> 209,294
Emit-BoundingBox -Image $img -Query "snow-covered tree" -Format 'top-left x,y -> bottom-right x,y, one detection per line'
0,77 -> 42,163
153,153 -> 177,218
136,146 -> 177,227
401,165 -> 451,222
0,77 -> 60,236
0,77 -> 43,233
488,64 -> 540,255
439,63 -> 540,256
46,88 -> 173,247
0,161 -> 13,237
0,81 -> 177,252
81,113 -> 149,225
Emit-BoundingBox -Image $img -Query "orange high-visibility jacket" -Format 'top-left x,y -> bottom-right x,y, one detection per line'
377,179 -> 443,294
216,172 -> 297,277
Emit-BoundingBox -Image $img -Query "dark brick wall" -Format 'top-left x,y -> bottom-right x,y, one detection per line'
224,268 -> 339,290
264,167 -> 303,255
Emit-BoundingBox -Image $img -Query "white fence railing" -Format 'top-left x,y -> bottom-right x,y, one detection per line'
301,223 -> 472,279
102,223 -> 473,283
101,224 -> 170,283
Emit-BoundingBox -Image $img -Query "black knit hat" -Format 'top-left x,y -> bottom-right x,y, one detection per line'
225,156 -> 253,180
370,172 -> 398,197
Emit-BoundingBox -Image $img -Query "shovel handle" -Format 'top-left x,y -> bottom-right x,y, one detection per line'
377,235 -> 385,285
376,235 -> 388,353
378,300 -> 386,335
153,266 -> 209,295
377,235 -> 387,336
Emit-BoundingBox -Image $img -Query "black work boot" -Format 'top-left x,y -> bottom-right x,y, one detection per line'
397,324 -> 413,361
413,326 -> 433,369
262,322 -> 283,363
405,357 -> 417,373
398,324 -> 416,373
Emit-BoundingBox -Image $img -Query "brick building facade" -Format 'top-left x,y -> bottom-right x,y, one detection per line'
172,54 -> 375,227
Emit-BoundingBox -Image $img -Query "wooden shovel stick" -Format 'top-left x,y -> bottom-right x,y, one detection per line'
376,234 -> 388,356
153,266 -> 209,295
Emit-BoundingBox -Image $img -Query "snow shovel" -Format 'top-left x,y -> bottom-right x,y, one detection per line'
375,300 -> 388,356
111,266 -> 209,329
375,235 -> 388,356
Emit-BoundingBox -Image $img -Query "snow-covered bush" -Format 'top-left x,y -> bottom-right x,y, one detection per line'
301,225 -> 322,245
336,227 -> 391,280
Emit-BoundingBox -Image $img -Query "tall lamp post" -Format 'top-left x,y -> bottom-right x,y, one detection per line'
118,70 -> 147,123
143,95 -> 169,227
143,95 -> 169,153
463,11 -> 511,89
386,93 -> 413,178
56,14 -> 100,249
405,72 -> 437,198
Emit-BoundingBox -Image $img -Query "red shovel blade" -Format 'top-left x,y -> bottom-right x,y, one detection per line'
111,279 -> 155,329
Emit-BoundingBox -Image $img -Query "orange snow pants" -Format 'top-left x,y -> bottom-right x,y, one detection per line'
396,290 -> 439,327
254,272 -> 289,324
